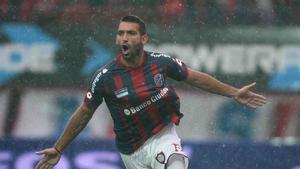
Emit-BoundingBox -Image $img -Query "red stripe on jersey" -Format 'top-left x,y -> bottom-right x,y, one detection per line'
113,75 -> 138,150
129,69 -> 158,141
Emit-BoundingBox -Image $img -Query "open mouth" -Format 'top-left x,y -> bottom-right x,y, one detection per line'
121,44 -> 130,55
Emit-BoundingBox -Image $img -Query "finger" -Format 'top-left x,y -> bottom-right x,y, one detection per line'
45,163 -> 54,169
48,164 -> 55,169
38,162 -> 48,169
36,150 -> 46,155
247,99 -> 262,108
246,102 -> 258,109
253,98 -> 267,105
249,98 -> 267,107
34,160 -> 45,169
250,93 -> 267,103
252,93 -> 267,100
248,98 -> 265,107
253,102 -> 265,107
42,163 -> 49,169
244,82 -> 256,90
252,95 -> 267,104
252,101 -> 264,107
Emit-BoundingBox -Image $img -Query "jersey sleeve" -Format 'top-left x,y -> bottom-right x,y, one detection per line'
161,54 -> 188,81
83,69 -> 105,110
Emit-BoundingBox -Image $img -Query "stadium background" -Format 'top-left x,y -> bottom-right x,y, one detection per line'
1,0 -> 300,168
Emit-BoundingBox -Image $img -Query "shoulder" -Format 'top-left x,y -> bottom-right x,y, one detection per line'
89,61 -> 115,93
146,50 -> 182,65
90,59 -> 116,82
146,51 -> 172,59
146,51 -> 174,64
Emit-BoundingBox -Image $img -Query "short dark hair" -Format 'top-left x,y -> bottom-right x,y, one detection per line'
120,15 -> 146,35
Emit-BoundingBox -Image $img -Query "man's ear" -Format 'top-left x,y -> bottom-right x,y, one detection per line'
141,34 -> 149,45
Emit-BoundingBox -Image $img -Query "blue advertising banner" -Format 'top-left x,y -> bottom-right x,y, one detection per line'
0,138 -> 299,169
0,23 -> 59,85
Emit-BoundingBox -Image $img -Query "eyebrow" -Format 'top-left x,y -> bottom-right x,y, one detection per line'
117,30 -> 138,34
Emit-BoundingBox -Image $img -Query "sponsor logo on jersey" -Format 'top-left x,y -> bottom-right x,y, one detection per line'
114,88 -> 129,98
150,52 -> 169,58
91,68 -> 108,93
150,52 -> 183,66
154,73 -> 164,87
123,87 -> 169,115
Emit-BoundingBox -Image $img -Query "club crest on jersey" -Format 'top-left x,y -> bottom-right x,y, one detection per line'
154,74 -> 164,87
114,88 -> 129,98
155,152 -> 166,164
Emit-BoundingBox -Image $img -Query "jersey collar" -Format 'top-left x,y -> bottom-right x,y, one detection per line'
117,51 -> 147,70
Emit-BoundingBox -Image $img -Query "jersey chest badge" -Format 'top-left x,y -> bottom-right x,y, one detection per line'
154,73 -> 164,87
114,88 -> 129,98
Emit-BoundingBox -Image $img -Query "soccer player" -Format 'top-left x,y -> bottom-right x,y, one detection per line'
35,15 -> 267,169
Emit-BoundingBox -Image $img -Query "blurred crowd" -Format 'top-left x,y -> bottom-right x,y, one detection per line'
1,0 -> 300,27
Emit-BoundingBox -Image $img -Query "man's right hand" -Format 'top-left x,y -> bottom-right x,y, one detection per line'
35,148 -> 61,169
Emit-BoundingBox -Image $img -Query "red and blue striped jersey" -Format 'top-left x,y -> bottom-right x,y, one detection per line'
84,51 -> 188,154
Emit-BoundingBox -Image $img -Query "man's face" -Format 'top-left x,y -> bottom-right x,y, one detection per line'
116,22 -> 148,59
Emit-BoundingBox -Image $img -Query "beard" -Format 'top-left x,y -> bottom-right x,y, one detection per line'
120,43 -> 143,61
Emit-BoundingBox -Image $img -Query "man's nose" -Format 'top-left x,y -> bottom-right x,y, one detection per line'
122,33 -> 128,41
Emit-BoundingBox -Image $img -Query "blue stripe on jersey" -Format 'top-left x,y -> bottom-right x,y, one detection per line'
143,64 -> 165,123
102,74 -> 137,153
114,72 -> 152,153
148,63 -> 182,125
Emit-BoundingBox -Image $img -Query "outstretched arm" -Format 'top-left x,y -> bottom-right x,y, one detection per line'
185,68 -> 266,108
53,102 -> 95,152
35,102 -> 95,169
